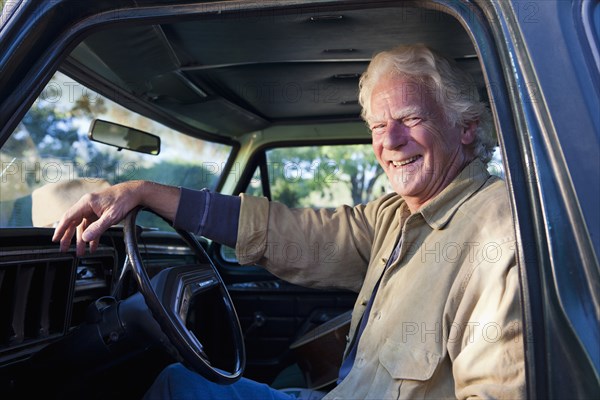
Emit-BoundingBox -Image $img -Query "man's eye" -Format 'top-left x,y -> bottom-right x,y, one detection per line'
403,117 -> 422,127
371,124 -> 386,134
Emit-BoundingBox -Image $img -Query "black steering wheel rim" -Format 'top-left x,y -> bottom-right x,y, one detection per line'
123,206 -> 245,384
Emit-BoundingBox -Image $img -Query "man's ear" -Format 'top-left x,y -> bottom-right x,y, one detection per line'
461,121 -> 478,145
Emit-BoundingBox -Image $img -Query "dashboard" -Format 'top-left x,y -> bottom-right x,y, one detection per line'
0,228 -> 199,367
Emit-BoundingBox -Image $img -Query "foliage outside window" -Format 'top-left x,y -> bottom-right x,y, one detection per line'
264,145 -> 391,209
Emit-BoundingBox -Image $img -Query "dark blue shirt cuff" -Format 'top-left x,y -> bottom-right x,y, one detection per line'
174,187 -> 240,248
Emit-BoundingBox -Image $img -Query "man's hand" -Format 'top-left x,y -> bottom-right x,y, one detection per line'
52,180 -> 180,256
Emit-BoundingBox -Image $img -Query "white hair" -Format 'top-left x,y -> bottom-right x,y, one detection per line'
359,44 -> 496,164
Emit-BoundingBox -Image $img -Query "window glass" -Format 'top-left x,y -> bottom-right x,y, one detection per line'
245,166 -> 264,198
221,143 -> 391,264
265,144 -> 391,208
488,147 -> 505,179
0,71 -> 232,229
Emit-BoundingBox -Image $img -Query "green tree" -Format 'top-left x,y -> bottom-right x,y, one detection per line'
323,145 -> 384,205
266,144 -> 385,208
21,105 -> 80,159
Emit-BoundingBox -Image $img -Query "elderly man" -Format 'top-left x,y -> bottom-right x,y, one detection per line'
53,44 -> 525,399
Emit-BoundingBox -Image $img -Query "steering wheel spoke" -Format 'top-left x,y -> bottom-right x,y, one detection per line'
123,206 -> 245,384
153,265 -> 220,324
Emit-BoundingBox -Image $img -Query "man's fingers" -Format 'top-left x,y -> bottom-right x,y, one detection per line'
90,239 -> 99,254
52,186 -> 134,253
76,219 -> 87,257
57,216 -> 105,256
52,198 -> 91,242
59,223 -> 77,252
53,215 -> 77,243
82,212 -> 117,242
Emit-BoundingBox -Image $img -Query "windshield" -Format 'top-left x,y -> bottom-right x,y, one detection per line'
0,71 -> 232,229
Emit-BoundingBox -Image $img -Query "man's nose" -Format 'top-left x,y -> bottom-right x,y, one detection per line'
382,120 -> 409,149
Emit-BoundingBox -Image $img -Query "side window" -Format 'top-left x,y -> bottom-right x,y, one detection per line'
263,144 -> 391,208
219,143 -> 391,264
488,146 -> 506,179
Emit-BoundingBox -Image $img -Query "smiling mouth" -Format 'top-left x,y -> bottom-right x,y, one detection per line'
391,155 -> 421,167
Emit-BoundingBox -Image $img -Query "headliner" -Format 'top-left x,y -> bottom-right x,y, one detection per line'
66,3 -> 481,141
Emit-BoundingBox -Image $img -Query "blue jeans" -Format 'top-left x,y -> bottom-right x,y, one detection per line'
143,363 -> 325,400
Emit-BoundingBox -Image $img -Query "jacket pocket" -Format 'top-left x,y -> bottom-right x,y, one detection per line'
367,339 -> 441,400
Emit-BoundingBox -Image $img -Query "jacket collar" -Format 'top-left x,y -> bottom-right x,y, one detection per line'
418,159 -> 491,230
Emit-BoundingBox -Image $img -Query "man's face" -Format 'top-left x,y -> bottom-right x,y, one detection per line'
368,75 -> 474,211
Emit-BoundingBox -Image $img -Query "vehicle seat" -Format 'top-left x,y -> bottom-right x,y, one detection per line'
31,178 -> 110,227
272,310 -> 351,399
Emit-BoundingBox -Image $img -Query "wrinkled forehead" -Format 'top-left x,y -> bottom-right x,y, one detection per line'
368,77 -> 440,121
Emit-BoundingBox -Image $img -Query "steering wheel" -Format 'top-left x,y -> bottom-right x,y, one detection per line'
122,206 -> 245,384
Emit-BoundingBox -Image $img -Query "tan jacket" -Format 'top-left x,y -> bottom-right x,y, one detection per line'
236,159 -> 525,399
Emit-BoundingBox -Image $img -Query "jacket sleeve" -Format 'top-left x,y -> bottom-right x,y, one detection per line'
235,193 -> 382,292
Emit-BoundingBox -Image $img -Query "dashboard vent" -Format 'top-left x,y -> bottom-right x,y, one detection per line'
0,253 -> 75,355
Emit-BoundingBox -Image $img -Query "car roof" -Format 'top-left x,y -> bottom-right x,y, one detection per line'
64,3 -> 483,142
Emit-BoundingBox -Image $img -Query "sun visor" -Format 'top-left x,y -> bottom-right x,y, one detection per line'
153,96 -> 269,136
76,25 -> 179,94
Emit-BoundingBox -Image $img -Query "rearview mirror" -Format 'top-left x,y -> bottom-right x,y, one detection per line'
88,119 -> 160,155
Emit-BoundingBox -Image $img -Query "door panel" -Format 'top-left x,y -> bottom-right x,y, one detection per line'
227,277 -> 356,383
